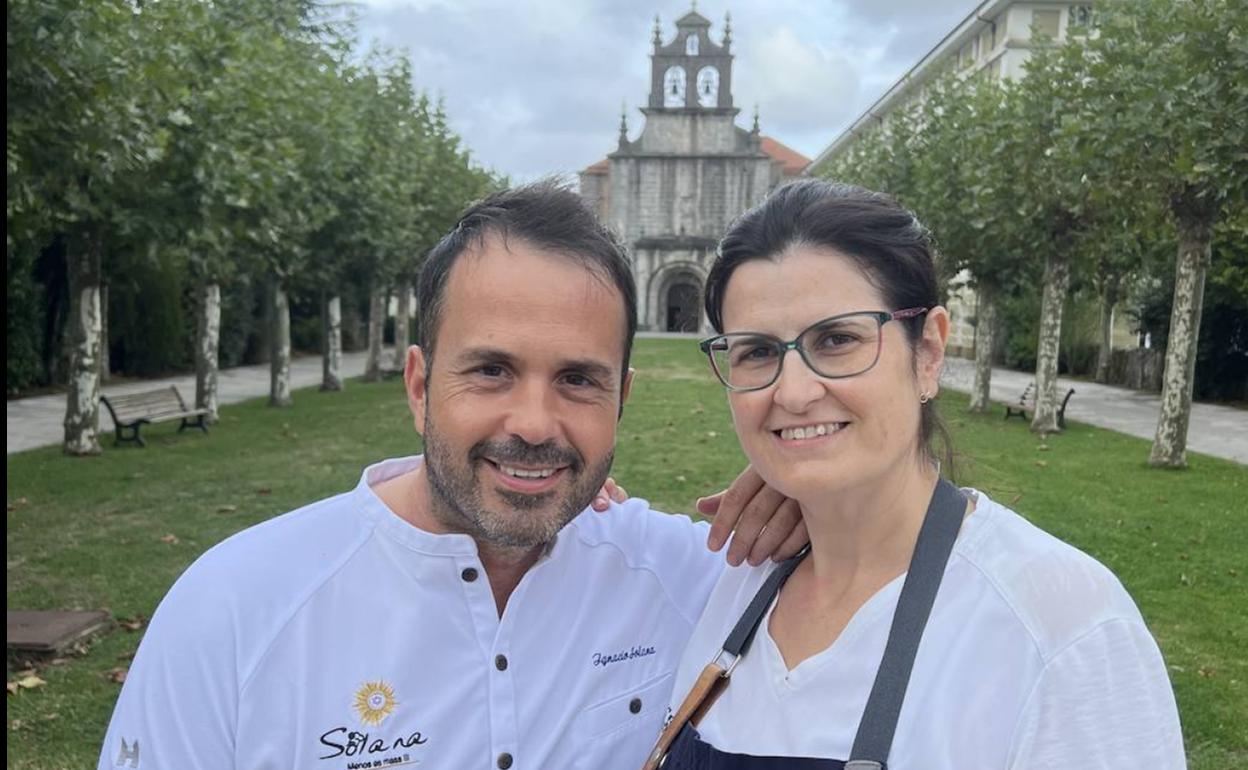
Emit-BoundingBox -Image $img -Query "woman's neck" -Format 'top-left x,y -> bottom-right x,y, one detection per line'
798,458 -> 940,586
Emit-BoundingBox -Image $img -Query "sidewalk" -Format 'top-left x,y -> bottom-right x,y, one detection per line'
940,357 -> 1248,465
6,350 -> 384,455
8,347 -> 1246,464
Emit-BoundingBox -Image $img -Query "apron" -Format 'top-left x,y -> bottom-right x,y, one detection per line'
653,479 -> 966,770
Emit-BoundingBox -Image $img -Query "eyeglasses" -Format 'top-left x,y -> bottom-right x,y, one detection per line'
699,308 -> 930,392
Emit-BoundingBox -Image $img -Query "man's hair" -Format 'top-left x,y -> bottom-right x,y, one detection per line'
417,179 -> 638,380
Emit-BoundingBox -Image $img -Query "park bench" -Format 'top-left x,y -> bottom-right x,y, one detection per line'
999,382 -> 1076,430
100,386 -> 209,447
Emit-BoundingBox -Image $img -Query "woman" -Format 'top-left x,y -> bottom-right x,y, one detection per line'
647,180 -> 1185,769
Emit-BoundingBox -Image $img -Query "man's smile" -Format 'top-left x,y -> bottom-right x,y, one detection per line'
483,458 -> 569,494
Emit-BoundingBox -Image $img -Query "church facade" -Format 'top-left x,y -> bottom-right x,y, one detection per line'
580,10 -> 808,332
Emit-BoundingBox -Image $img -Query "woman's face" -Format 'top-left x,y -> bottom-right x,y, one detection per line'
719,245 -> 947,503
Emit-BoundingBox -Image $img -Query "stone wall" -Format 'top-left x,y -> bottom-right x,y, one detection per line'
578,171 -> 609,222
609,153 -> 772,245
634,111 -> 741,153
1110,347 -> 1164,392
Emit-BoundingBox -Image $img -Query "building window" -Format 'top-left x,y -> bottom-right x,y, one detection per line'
1069,5 -> 1094,30
1032,9 -> 1060,39
686,34 -> 699,56
994,17 -> 1007,48
979,28 -> 993,58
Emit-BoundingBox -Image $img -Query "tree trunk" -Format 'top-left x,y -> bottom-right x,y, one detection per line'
1031,251 -> 1070,434
1149,214 -> 1212,468
321,293 -> 343,391
1095,277 -> 1120,384
363,285 -> 386,382
256,278 -> 272,364
394,281 -> 411,370
968,281 -> 998,413
195,280 -> 222,423
269,279 -> 293,407
99,280 -> 110,383
63,230 -> 103,455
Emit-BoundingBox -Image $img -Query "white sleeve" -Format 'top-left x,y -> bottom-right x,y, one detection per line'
97,562 -> 240,770
651,509 -> 725,623
1006,617 -> 1186,770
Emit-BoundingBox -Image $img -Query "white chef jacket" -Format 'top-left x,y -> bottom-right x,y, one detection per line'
669,489 -> 1186,769
98,455 -> 723,770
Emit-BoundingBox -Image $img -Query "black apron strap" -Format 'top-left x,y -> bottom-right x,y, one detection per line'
641,546 -> 811,770
846,478 -> 967,770
722,544 -> 809,659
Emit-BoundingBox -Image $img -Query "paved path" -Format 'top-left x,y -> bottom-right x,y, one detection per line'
940,357 -> 1248,465
6,350 -> 383,455
8,346 -> 1246,465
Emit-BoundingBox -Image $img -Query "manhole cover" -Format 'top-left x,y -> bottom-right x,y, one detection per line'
7,610 -> 113,653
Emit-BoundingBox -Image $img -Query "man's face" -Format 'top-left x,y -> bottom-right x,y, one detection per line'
406,233 -> 633,550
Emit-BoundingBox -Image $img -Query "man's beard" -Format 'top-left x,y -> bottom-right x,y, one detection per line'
422,410 -> 614,550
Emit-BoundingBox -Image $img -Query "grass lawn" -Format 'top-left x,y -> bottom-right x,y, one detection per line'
7,338 -> 1246,769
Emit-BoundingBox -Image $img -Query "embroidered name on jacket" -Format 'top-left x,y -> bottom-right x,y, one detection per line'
593,644 -> 657,668
317,680 -> 429,766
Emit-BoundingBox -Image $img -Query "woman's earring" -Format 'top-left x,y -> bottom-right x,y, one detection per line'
919,391 -> 931,404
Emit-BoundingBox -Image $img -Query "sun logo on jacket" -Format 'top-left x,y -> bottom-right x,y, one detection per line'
354,681 -> 398,726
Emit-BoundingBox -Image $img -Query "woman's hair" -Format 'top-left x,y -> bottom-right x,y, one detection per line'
703,178 -> 954,475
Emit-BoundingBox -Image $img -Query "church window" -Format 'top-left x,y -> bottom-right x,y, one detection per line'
664,66 -> 687,107
696,67 -> 719,108
686,34 -> 699,56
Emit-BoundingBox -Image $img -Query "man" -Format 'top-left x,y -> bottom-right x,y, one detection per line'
98,182 -> 804,770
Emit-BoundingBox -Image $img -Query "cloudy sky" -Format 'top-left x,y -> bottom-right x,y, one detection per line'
355,0 -> 974,180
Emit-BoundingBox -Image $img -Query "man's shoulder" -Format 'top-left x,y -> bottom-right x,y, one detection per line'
166,489 -> 375,620
561,498 -> 722,623
566,497 -> 709,564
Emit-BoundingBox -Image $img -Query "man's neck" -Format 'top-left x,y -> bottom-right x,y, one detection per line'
475,541 -> 545,617
370,463 -> 543,617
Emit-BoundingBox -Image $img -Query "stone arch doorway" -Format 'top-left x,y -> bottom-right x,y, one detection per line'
662,275 -> 702,332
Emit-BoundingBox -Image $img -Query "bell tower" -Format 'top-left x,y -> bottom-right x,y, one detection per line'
589,7 -> 784,332
647,9 -> 735,113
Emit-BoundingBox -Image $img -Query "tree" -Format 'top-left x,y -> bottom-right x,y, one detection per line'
1010,39 -> 1106,434
1082,195 -> 1166,383
8,0 -> 184,454
1077,0 -> 1248,466
819,72 -> 1042,416
136,2 -> 273,422
913,75 -> 1038,413
8,0 -> 500,426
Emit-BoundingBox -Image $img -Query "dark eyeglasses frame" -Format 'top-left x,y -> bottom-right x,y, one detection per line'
699,307 -> 930,392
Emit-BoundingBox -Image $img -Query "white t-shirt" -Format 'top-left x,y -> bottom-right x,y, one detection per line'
669,490 -> 1186,769
98,455 -> 723,770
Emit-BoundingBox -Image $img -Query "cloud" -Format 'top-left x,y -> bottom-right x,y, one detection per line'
733,26 -> 862,142
354,0 -> 974,177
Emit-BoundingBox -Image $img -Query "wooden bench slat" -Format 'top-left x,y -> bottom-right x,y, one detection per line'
110,401 -> 183,412
110,398 -> 181,410
113,397 -> 181,408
